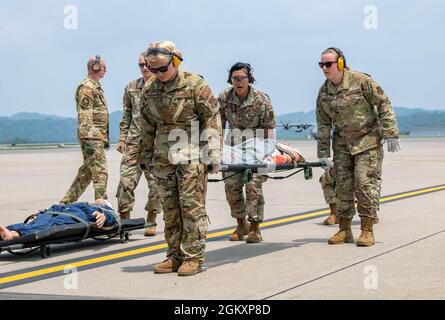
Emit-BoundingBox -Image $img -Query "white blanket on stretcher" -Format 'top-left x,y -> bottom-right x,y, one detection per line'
222,138 -> 303,165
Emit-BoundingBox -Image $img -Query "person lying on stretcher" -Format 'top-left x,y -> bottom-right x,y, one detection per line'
222,138 -> 305,165
0,199 -> 117,241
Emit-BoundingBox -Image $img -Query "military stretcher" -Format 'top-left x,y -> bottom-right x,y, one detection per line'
0,217 -> 149,258
209,138 -> 327,183
209,161 -> 325,183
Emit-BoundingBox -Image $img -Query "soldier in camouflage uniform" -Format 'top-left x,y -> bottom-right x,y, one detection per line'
319,164 -> 380,225
138,41 -> 222,276
60,56 -> 109,204
116,52 -> 161,236
218,62 -> 276,243
319,164 -> 338,225
316,47 -> 400,246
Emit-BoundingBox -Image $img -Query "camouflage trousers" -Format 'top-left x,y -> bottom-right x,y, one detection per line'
116,144 -> 161,217
319,168 -> 336,205
334,145 -> 383,219
223,172 -> 267,222
154,163 -> 208,264
61,139 -> 108,203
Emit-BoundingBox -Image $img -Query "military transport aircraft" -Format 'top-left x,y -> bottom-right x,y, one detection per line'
277,121 -> 318,139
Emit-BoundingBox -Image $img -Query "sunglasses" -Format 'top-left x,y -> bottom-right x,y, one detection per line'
138,63 -> 148,68
319,61 -> 338,69
231,75 -> 249,82
148,59 -> 172,73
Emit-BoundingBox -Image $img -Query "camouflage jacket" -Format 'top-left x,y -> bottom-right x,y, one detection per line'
118,77 -> 145,145
316,69 -> 399,157
76,77 -> 109,142
139,71 -> 222,167
218,86 -> 276,146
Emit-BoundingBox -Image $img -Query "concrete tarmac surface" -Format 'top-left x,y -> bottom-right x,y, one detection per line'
0,138 -> 444,300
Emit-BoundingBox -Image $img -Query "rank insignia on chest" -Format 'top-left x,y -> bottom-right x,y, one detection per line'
145,92 -> 160,98
174,91 -> 193,99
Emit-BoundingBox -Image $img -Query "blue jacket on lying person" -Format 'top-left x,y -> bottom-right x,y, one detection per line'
0,199 -> 117,241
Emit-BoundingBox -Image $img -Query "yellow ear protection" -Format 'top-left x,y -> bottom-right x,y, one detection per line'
227,62 -> 256,84
146,48 -> 183,68
327,47 -> 346,71
171,51 -> 183,68
92,55 -> 101,72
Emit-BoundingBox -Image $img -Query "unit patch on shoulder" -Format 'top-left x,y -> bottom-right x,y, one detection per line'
80,97 -> 92,107
199,86 -> 211,100
376,86 -> 384,95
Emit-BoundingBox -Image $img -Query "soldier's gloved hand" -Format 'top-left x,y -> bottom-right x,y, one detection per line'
104,141 -> 110,151
116,141 -> 126,154
386,138 -> 401,153
85,140 -> 95,156
319,158 -> 330,170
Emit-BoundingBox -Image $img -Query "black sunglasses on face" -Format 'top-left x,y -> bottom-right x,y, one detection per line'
319,61 -> 338,69
231,75 -> 249,82
148,59 -> 172,73
138,63 -> 148,68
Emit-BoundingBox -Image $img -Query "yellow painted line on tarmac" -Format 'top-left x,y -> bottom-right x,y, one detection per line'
0,243 -> 167,285
207,209 -> 331,238
260,209 -> 330,228
1,184 -> 444,287
379,185 -> 445,203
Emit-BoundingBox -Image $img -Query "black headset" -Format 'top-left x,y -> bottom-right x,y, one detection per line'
92,55 -> 101,72
227,62 -> 256,84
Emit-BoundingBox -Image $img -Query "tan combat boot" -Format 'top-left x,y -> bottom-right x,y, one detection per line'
357,217 -> 375,246
229,217 -> 250,241
177,260 -> 202,276
119,212 -> 132,236
323,203 -> 338,225
154,258 -> 181,274
144,211 -> 157,237
246,221 -> 262,243
328,217 -> 354,244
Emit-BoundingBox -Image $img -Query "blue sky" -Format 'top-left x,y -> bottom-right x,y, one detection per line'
0,0 -> 443,117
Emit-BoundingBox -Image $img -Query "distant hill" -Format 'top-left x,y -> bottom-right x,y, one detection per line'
276,107 -> 445,139
0,111 -> 122,144
0,107 -> 444,144
276,107 -> 435,123
8,112 -> 66,121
